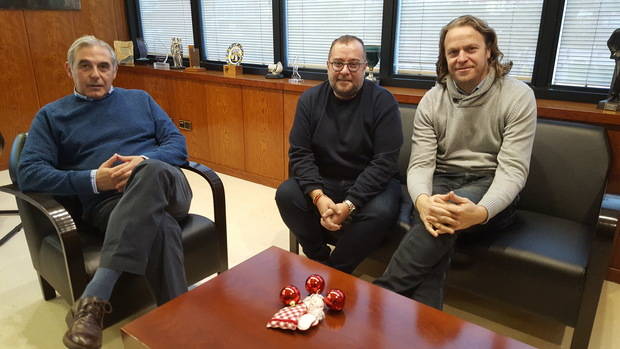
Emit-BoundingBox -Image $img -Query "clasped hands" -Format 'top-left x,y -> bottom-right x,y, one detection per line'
96,153 -> 144,192
415,191 -> 488,237
312,191 -> 351,231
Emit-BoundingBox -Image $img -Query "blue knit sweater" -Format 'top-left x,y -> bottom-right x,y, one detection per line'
18,88 -> 187,211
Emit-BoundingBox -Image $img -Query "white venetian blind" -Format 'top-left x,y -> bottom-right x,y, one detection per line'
553,0 -> 620,88
396,0 -> 543,81
139,0 -> 194,57
201,0 -> 274,65
286,0 -> 383,69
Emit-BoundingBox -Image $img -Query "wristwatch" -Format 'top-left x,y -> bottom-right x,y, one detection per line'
343,200 -> 356,216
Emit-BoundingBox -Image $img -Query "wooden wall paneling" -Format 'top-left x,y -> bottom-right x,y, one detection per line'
72,0 -> 117,45
204,83 -> 245,169
112,0 -> 130,41
115,69 -> 146,91
23,10 -> 76,106
141,74 -> 172,116
0,11 -> 41,170
282,91 -> 300,179
242,87 -> 284,181
169,78 -> 209,162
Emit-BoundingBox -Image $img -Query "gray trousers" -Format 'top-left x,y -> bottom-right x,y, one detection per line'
374,173 -> 516,309
85,159 -> 193,305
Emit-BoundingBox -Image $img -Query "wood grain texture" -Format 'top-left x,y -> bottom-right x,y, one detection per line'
0,11 -> 41,169
282,91 -> 300,178
204,83 -> 245,169
242,87 -> 284,180
23,10 -> 76,106
170,78 -> 209,161
72,0 -> 116,45
122,247 -> 534,349
112,0 -> 130,41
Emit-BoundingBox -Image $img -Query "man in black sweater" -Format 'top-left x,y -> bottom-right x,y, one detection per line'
276,35 -> 403,273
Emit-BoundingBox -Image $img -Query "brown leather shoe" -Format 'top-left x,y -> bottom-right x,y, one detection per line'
62,297 -> 112,349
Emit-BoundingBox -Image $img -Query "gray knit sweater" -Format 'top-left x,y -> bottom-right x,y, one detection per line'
407,70 -> 537,220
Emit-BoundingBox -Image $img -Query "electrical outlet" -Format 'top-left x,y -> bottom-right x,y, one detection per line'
178,120 -> 192,131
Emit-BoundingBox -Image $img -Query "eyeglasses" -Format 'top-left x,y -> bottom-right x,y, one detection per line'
328,61 -> 367,72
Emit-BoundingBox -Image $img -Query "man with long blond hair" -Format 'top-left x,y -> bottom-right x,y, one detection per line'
374,15 -> 537,309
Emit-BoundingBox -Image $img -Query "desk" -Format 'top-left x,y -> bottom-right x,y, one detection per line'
121,246 -> 533,349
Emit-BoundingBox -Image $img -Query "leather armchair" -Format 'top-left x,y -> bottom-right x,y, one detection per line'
290,108 -> 619,349
0,133 -> 228,326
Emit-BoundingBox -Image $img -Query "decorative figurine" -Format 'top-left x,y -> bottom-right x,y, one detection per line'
265,62 -> 284,79
170,37 -> 184,70
598,28 -> 620,112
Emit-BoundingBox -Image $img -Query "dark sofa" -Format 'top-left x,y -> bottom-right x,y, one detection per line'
291,104 -> 619,349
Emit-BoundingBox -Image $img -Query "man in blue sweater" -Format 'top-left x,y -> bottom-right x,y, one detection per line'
18,36 -> 192,349
276,35 -> 402,274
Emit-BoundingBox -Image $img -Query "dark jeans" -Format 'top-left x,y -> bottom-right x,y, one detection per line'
85,159 -> 193,305
276,177 -> 401,273
374,173 -> 516,309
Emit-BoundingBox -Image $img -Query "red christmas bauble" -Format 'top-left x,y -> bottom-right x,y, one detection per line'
279,285 -> 301,306
305,274 -> 325,294
324,289 -> 346,311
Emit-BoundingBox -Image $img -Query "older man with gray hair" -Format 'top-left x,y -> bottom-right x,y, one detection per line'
18,35 -> 192,349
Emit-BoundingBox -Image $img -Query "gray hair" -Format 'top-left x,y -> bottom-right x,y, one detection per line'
67,35 -> 117,68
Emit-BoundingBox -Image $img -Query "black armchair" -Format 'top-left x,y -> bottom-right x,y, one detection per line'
290,108 -> 619,349
0,133 -> 228,326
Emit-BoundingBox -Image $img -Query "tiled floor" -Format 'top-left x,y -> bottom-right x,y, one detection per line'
0,169 -> 618,348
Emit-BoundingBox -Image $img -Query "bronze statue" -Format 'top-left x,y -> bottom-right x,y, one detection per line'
599,28 -> 620,111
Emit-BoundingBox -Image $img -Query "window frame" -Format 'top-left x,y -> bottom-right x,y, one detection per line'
126,0 -> 610,103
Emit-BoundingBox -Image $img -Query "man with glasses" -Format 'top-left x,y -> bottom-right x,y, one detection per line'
374,15 -> 537,309
276,35 -> 403,274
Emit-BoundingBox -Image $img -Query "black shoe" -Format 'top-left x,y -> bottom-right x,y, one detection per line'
62,297 -> 112,349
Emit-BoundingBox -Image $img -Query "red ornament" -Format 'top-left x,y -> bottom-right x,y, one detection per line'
305,274 -> 325,294
279,285 -> 301,306
324,289 -> 345,311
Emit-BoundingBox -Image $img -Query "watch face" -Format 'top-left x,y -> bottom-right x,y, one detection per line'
226,43 -> 244,65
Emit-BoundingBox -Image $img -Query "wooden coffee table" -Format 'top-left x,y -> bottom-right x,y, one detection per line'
121,246 -> 533,349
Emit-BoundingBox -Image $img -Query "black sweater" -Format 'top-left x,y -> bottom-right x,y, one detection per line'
288,80 -> 403,209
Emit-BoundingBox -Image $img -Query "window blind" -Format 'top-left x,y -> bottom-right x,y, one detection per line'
396,0 -> 543,82
201,0 -> 274,65
553,0 -> 620,88
286,0 -> 383,69
139,0 -> 194,57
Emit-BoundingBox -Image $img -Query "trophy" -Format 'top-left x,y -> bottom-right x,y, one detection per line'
288,56 -> 303,84
170,37 -> 184,70
223,43 -> 244,77
365,45 -> 380,83
185,45 -> 206,72
598,29 -> 620,112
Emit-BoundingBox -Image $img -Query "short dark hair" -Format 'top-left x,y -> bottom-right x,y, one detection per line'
328,35 -> 367,61
436,15 -> 512,85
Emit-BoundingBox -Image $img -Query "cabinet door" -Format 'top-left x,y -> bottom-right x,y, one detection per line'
170,79 -> 208,162
205,83 -> 245,170
282,91 -> 301,178
242,87 -> 284,181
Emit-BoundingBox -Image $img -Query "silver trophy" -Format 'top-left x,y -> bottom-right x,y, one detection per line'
170,37 -> 184,70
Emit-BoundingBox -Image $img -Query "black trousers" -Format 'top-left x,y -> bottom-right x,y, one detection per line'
276,177 -> 401,274
85,159 -> 193,305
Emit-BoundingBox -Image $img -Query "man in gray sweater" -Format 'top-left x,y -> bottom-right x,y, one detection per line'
374,15 -> 537,309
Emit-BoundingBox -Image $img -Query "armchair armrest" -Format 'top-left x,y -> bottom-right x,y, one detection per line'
0,183 -> 87,299
181,161 -> 228,271
598,193 -> 620,240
